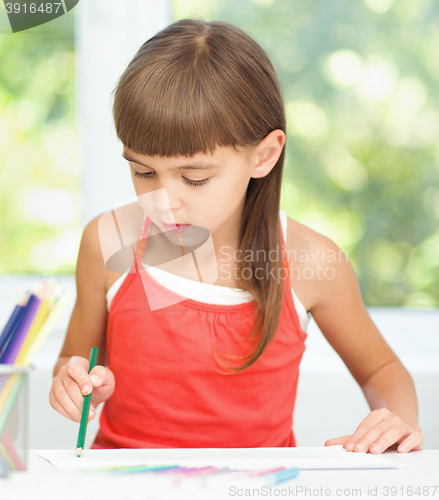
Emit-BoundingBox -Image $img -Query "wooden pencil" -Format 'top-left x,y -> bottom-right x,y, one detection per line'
20,291 -> 70,367
76,346 -> 98,457
0,293 -> 28,355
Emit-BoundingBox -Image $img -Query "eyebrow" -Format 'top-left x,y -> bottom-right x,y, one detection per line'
121,153 -> 222,171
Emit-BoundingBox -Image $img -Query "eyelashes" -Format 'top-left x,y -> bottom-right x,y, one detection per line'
132,169 -> 209,187
182,177 -> 209,187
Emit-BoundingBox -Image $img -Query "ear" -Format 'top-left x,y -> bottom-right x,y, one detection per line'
250,129 -> 286,179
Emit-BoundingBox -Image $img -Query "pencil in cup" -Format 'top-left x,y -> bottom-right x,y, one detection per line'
0,365 -> 28,477
76,346 -> 99,457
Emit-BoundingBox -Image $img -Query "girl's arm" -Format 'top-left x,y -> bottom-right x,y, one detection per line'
50,215 -> 115,422
54,215 -> 109,375
288,219 -> 423,454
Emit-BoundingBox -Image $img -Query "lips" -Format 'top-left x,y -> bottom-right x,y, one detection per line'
162,222 -> 191,233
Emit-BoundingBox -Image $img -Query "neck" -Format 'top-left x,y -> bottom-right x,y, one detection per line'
211,209 -> 243,260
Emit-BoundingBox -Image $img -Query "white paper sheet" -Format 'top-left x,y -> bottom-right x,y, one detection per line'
36,445 -> 402,472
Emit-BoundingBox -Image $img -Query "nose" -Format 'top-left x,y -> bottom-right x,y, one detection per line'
152,187 -> 182,213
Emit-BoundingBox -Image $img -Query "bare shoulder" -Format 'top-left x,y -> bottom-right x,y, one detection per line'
285,216 -> 353,314
75,214 -> 108,301
285,217 -> 399,388
93,199 -> 145,292
57,214 -> 109,364
286,217 -> 346,261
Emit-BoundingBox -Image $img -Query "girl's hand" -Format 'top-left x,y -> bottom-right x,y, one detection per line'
49,356 -> 115,424
324,408 -> 424,454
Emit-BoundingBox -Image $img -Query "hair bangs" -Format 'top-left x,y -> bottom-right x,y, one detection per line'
112,55 -> 259,159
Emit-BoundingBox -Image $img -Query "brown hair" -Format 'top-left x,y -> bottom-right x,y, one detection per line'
112,18 -> 287,373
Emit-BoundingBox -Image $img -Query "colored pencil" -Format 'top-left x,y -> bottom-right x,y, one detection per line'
19,291 -> 70,367
0,279 -> 68,366
0,293 -> 27,354
0,279 -> 68,475
14,291 -> 51,366
268,467 -> 301,484
0,292 -> 41,364
76,346 -> 98,457
14,280 -> 57,363
172,466 -> 221,487
109,464 -> 181,475
241,466 -> 301,486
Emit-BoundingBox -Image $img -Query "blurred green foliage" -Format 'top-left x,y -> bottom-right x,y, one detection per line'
0,6 -> 80,275
173,0 -> 439,307
1,2 -> 438,308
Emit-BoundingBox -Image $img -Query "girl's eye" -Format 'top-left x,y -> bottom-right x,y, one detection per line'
132,171 -> 154,179
132,170 -> 209,187
183,177 -> 209,187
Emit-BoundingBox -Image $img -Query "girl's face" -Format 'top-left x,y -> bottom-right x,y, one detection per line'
122,145 -> 255,247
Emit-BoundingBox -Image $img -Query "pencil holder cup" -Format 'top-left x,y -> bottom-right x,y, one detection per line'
0,365 -> 28,477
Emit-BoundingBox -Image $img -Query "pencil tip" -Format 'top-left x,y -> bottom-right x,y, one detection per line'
77,447 -> 83,457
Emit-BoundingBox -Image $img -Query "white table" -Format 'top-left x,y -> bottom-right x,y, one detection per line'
0,449 -> 438,500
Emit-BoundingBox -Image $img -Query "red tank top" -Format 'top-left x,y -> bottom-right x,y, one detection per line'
91,214 -> 307,449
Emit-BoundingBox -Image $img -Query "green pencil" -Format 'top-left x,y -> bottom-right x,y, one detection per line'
76,346 -> 98,457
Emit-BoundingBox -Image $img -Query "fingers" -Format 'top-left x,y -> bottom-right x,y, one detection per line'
362,423 -> 410,454
345,408 -> 422,454
396,431 -> 424,453
62,371 -> 97,419
66,356 -> 93,396
50,377 -> 96,423
89,365 -> 115,389
325,435 -> 352,447
49,357 -> 115,424
326,410 -> 424,455
372,429 -> 424,454
344,408 -> 389,452
49,387 -> 78,423
49,357 -> 99,423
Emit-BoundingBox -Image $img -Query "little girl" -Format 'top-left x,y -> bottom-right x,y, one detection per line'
50,18 -> 423,454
